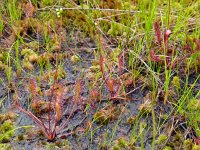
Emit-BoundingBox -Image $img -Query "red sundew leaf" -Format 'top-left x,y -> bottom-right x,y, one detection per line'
56,79 -> 82,134
107,78 -> 115,97
54,101 -> 62,124
114,79 -> 122,97
90,89 -> 99,100
54,84 -> 64,124
75,79 -> 81,101
150,50 -> 162,62
29,78 -> 40,110
89,89 -> 99,107
29,78 -> 37,95
154,22 -> 162,48
164,29 -> 172,46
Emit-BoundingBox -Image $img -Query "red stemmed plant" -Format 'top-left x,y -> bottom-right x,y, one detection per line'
150,21 -> 172,66
151,21 -> 200,68
97,43 -> 140,101
90,77 -> 142,104
14,74 -> 83,141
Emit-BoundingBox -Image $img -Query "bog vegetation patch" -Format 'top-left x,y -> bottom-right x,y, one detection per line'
0,0 -> 200,149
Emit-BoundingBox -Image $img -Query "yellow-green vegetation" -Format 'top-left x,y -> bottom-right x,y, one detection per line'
187,99 -> 200,111
184,139 -> 194,150
0,143 -> 12,150
70,54 -> 80,64
112,137 -> 128,150
0,120 -> 15,143
21,48 -> 38,70
192,145 -> 200,150
163,146 -> 173,150
155,134 -> 168,144
172,76 -> 181,89
117,137 -> 128,148
0,52 -> 11,73
0,112 -> 17,143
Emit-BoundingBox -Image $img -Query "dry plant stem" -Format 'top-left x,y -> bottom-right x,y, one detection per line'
96,26 -> 113,46
38,7 -> 143,14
